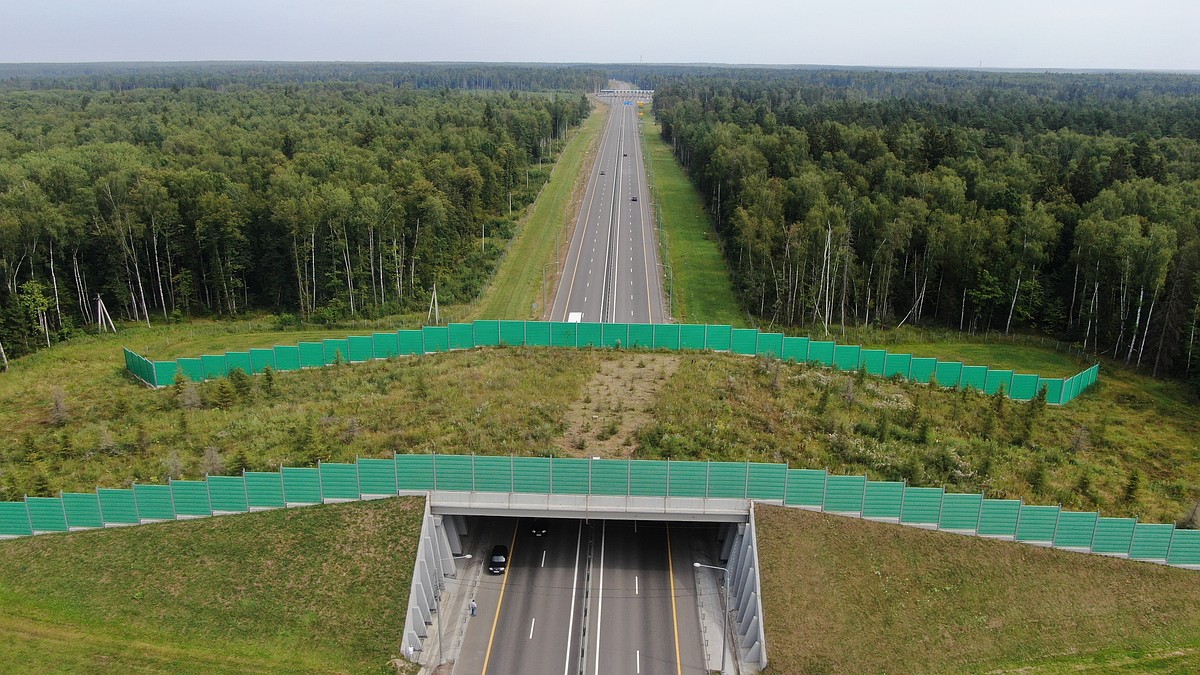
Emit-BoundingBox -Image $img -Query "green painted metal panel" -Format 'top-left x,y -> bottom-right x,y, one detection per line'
731,328 -> 759,355
807,341 -> 835,366
0,502 -> 32,536
707,462 -> 749,498
249,348 -> 275,373
512,456 -> 551,493
590,459 -> 631,496
154,361 -> 178,387
319,463 -> 360,500
398,330 -> 424,355
858,349 -> 886,375
667,462 -> 708,497
499,320 -> 527,346
299,342 -> 325,368
900,487 -> 944,525
281,467 -> 322,504
551,321 -> 578,348
448,323 -> 475,350
1052,511 -> 1098,549
27,497 -> 68,532
577,322 -> 603,348
178,357 -> 205,382
938,493 -> 983,531
705,325 -> 733,351
372,333 -> 399,359
1167,529 -> 1200,566
679,324 -> 707,350
824,475 -> 867,513
1015,504 -> 1059,542
628,323 -> 654,348
602,323 -> 628,348
934,361 -> 962,388
756,333 -> 783,359
201,354 -> 228,379
170,480 -> 212,517
1091,517 -> 1136,555
525,322 -> 551,347
784,469 -> 826,507
62,493 -> 103,529
747,463 -> 787,501
862,481 -> 904,519
273,346 -> 300,372
833,345 -> 861,371
550,458 -> 591,494
782,337 -> 810,362
960,365 -> 988,391
208,476 -> 248,513
245,471 -> 285,509
473,456 -> 514,493
1010,374 -> 1039,401
323,339 -> 350,365
225,351 -> 252,376
985,369 -> 1013,396
630,460 -> 668,496
422,326 -> 449,353
1129,523 -> 1174,561
654,324 -> 682,351
97,488 -> 139,524
978,499 -> 1021,537
133,484 -> 175,520
883,353 -> 911,379
432,455 -> 474,492
357,458 -> 398,495
348,336 -> 374,362
473,320 -> 501,347
395,454 -> 435,491
909,357 -> 938,384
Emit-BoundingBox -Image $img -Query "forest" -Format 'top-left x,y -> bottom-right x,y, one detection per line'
0,65 -> 593,361
647,68 -> 1200,380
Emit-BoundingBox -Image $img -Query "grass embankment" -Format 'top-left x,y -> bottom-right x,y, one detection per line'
0,497 -> 424,673
470,104 -> 607,320
756,504 -> 1200,673
642,119 -> 745,326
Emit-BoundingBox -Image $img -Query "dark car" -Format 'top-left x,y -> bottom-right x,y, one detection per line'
488,544 -> 509,574
631,196 -> 638,201
600,170 -> 606,175
530,519 -> 548,537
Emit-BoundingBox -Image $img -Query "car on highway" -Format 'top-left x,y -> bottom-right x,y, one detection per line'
530,519 -> 548,536
631,196 -> 638,201
623,152 -> 627,157
488,544 -> 509,574
600,170 -> 606,175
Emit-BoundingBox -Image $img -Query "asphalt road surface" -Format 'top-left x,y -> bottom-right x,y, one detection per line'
455,518 -> 706,675
551,95 -> 666,324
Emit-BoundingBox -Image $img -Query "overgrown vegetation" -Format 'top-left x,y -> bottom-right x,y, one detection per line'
757,504 -> 1200,673
0,496 -> 424,673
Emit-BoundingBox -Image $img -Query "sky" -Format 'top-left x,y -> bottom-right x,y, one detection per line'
1,0 -> 1198,71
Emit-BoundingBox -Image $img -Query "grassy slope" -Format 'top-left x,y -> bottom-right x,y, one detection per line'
756,504 -> 1200,674
0,497 -> 424,673
642,119 -> 745,326
469,105 -> 607,321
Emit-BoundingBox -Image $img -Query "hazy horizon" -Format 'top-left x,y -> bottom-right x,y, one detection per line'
1,1 -> 1197,71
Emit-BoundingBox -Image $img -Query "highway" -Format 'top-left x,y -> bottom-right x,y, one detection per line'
551,93 -> 665,324
454,518 -> 707,675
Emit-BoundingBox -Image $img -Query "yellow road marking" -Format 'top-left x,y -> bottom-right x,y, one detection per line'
481,523 -> 519,675
667,522 -> 682,675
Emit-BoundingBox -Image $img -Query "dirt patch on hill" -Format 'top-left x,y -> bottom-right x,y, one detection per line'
555,352 -> 681,457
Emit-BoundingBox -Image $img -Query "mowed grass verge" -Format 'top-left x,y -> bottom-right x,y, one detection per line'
756,504 -> 1200,673
642,119 -> 745,326
470,104 -> 607,320
0,497 -> 424,673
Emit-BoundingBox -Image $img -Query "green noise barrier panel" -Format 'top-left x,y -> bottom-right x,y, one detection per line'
4,454 -> 1199,571
126,321 -> 1100,407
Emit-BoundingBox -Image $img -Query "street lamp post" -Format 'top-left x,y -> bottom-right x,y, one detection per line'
694,562 -> 730,674
435,553 -> 472,666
